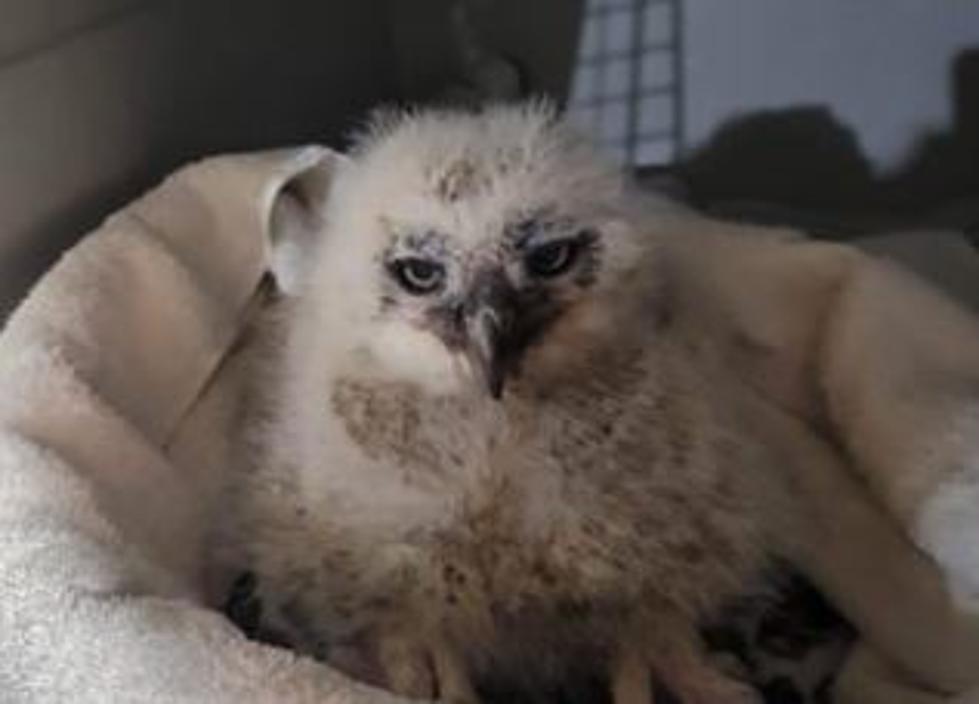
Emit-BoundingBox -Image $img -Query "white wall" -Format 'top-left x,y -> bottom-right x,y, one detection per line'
683,0 -> 979,174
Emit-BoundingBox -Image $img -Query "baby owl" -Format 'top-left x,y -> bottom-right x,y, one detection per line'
232,103 -> 799,704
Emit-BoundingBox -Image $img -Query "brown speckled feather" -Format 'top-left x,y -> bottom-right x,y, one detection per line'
227,103 -> 796,704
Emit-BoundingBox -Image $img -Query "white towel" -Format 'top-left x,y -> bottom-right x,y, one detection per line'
0,148 -> 976,702
655,217 -> 979,701
0,147 -> 413,703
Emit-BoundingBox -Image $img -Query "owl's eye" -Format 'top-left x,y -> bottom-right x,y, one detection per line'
525,239 -> 580,278
391,258 -> 446,295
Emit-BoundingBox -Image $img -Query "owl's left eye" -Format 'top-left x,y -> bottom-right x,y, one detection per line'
525,239 -> 580,278
391,257 -> 446,295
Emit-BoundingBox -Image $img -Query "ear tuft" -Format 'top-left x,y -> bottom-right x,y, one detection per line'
346,104 -> 417,157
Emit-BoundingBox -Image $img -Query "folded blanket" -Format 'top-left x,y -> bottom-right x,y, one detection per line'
0,148 -> 977,703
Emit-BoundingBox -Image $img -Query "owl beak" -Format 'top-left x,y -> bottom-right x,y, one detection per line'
464,270 -> 517,400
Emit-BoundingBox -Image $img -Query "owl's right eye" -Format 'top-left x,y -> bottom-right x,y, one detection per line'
390,258 -> 446,295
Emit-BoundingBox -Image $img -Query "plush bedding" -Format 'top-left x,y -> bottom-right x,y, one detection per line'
1,149 -> 978,703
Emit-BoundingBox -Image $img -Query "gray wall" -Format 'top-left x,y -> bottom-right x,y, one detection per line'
386,0 -> 583,103
0,0 -> 396,314
683,0 -> 979,173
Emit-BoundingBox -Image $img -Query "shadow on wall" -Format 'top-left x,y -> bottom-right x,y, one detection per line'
677,47 -> 979,237
883,48 -> 979,212
385,0 -> 584,109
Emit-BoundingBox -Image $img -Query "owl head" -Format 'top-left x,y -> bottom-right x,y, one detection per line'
290,101 -> 666,399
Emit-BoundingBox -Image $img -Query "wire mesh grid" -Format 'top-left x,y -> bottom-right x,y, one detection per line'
566,0 -> 683,167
